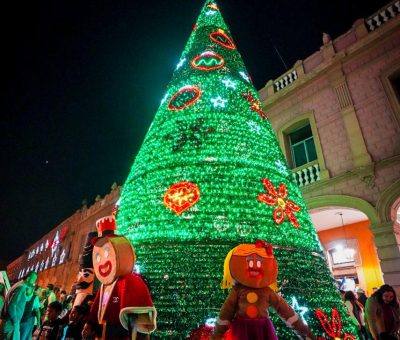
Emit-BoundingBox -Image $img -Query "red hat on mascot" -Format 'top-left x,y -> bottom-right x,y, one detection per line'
91,215 -> 118,245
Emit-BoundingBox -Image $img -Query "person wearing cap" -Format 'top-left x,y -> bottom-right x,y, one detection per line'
85,215 -> 156,339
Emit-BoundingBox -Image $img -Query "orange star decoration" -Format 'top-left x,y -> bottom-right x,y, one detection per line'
257,178 -> 301,229
207,3 -> 219,11
163,181 -> 200,216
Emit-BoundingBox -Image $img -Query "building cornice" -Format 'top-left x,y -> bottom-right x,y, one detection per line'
260,16 -> 400,108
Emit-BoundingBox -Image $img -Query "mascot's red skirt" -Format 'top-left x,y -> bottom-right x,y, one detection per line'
225,316 -> 278,340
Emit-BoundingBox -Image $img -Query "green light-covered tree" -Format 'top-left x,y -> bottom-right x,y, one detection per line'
117,1 -> 358,338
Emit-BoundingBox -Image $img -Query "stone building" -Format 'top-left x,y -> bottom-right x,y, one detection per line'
7,1 -> 400,297
7,185 -> 120,292
258,1 -> 400,294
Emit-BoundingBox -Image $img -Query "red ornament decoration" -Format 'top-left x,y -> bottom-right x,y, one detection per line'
168,86 -> 202,111
315,308 -> 357,340
257,178 -> 301,229
191,51 -> 225,71
255,239 -> 273,256
241,89 -> 267,119
210,29 -> 236,50
189,325 -> 213,340
163,181 -> 200,216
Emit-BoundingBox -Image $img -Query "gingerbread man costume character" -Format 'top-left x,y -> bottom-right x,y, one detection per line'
87,215 -> 156,339
212,240 -> 315,340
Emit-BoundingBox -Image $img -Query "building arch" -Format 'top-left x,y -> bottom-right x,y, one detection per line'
306,194 -> 380,226
307,194 -> 384,294
376,179 -> 400,223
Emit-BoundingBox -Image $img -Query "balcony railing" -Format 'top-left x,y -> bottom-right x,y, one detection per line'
292,160 -> 321,187
274,70 -> 298,92
365,0 -> 400,32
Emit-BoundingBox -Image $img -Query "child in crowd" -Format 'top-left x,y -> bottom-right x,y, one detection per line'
81,322 -> 94,340
35,301 -> 64,340
64,305 -> 89,340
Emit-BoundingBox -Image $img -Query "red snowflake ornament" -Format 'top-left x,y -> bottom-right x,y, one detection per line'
257,178 -> 301,229
315,308 -> 357,340
242,90 -> 267,119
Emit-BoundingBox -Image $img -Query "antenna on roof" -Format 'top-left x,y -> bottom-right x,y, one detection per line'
273,45 -> 288,70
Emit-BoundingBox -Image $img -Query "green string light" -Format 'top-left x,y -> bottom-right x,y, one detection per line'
117,0 -> 358,338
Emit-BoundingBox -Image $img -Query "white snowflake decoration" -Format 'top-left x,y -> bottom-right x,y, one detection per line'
247,121 -> 261,134
222,79 -> 236,89
211,96 -> 228,108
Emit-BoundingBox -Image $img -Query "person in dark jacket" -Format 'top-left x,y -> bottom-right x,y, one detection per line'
36,301 -> 64,340
357,288 -> 368,307
64,305 -> 88,340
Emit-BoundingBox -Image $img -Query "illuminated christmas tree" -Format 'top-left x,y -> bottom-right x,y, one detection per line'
117,1 -> 358,338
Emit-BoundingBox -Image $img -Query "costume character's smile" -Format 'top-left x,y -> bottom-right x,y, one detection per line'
99,260 -> 112,277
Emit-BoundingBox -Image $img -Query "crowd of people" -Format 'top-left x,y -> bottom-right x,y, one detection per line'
0,272 -> 92,340
340,285 -> 400,340
0,269 -> 399,339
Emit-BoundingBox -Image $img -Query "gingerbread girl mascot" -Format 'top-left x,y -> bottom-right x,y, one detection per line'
212,240 -> 315,340
86,215 -> 156,339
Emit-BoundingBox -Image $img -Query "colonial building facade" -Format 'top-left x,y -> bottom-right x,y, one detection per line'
259,1 -> 400,294
7,1 -> 400,296
7,185 -> 120,292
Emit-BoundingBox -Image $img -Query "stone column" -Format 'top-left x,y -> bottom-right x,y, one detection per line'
329,67 -> 373,169
370,221 -> 400,295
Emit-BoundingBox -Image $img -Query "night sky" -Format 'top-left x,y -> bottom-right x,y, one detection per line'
1,0 -> 388,266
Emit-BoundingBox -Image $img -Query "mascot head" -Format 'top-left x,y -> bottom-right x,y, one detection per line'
75,231 -> 97,294
92,216 -> 135,285
221,240 -> 278,289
